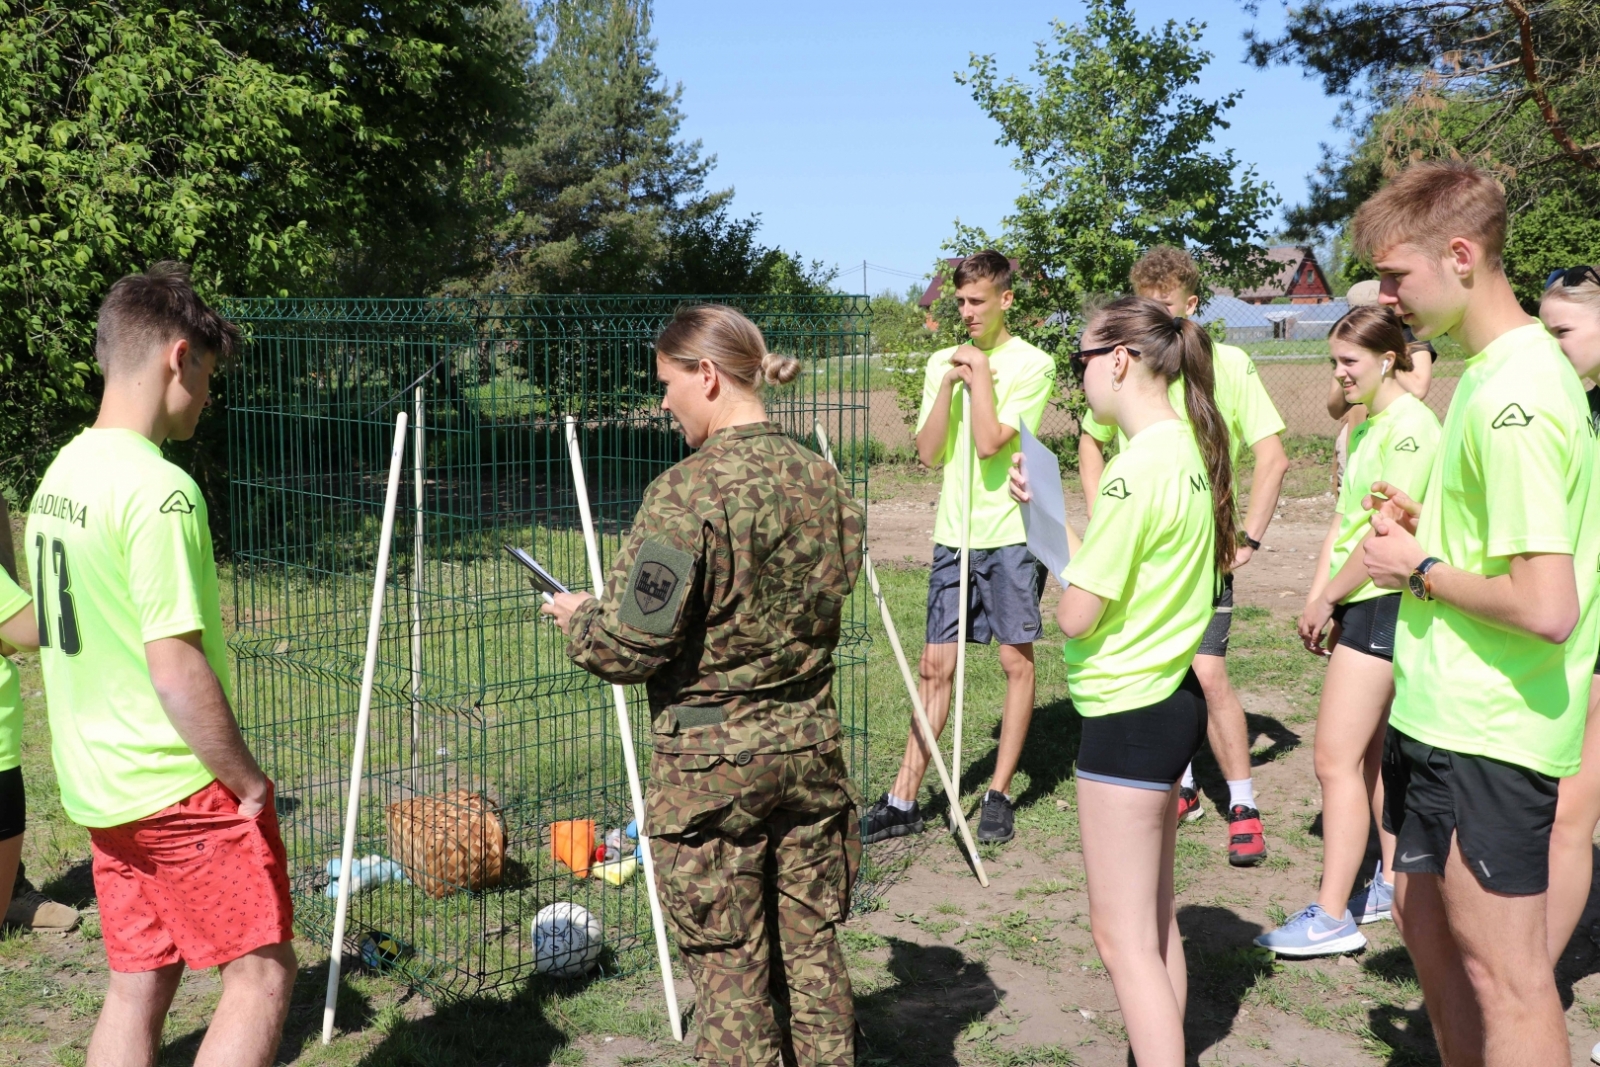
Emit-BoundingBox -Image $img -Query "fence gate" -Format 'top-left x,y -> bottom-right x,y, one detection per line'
224,294 -> 872,998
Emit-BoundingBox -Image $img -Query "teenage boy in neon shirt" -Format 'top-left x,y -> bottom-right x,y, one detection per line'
861,250 -> 1056,846
1361,162 -> 1600,1067
1079,247 -> 1289,866
28,263 -> 295,1067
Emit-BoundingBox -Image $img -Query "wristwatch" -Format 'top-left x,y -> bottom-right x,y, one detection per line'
1237,531 -> 1262,551
1409,557 -> 1442,601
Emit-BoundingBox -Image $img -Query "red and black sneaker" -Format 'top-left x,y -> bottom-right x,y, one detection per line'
1227,805 -> 1267,867
1176,787 -> 1205,823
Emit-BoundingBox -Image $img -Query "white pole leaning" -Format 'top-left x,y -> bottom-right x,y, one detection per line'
952,386 -> 974,789
323,411 -> 408,1045
564,416 -> 685,1043
814,423 -> 988,887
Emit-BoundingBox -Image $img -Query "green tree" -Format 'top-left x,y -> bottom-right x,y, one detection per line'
955,0 -> 1280,334
0,0 -> 355,496
481,0 -> 726,293
654,208 -> 836,294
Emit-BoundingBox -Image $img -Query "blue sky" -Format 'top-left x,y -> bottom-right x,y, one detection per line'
653,1 -> 1347,295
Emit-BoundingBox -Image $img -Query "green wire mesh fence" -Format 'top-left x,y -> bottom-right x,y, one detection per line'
223,294 -> 872,999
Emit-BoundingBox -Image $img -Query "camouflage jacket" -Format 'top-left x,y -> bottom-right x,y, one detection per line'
566,421 -> 864,756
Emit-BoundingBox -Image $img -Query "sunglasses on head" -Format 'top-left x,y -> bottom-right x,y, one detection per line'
1546,265 -> 1600,290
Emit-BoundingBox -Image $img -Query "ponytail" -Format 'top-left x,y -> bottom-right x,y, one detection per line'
1088,296 -> 1237,580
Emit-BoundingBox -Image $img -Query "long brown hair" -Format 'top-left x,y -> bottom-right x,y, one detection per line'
1090,296 -> 1237,579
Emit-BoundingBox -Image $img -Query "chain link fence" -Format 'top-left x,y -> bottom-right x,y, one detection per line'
852,295 -> 1462,464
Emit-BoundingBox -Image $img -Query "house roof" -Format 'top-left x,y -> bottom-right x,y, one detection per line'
917,256 -> 1023,308
1230,245 -> 1331,302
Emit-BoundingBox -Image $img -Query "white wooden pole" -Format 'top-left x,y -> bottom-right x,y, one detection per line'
564,416 -> 684,1042
814,422 -> 988,887
323,412 -> 408,1045
952,385 -> 973,787
410,385 -> 425,794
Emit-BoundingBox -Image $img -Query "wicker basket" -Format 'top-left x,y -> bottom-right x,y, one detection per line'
386,790 -> 506,899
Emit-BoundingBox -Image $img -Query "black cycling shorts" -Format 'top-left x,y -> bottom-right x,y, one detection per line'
0,766 -> 22,842
1333,594 -> 1401,662
1076,670 -> 1208,791
1381,726 -> 1557,896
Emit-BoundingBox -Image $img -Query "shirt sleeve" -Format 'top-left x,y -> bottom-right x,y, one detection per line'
122,477 -> 213,643
1221,347 -> 1286,449
1063,457 -> 1149,603
1474,389 -> 1585,559
0,568 -> 27,625
914,351 -> 949,435
566,476 -> 708,684
995,355 -> 1057,435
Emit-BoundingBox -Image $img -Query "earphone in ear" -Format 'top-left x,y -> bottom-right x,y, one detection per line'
1382,359 -> 1392,374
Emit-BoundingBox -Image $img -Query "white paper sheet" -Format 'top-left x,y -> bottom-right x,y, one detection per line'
1018,425 -> 1073,583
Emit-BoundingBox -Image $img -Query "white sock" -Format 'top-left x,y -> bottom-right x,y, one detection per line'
1181,765 -> 1197,791
886,793 -> 916,812
1226,778 -> 1255,811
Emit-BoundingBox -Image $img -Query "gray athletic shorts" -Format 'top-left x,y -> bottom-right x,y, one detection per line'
1196,574 -> 1234,657
925,543 -> 1046,646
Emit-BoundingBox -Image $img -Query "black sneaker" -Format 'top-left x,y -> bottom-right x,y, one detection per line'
862,794 -> 925,844
976,790 -> 1015,844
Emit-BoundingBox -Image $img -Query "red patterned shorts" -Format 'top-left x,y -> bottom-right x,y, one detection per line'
89,780 -> 294,972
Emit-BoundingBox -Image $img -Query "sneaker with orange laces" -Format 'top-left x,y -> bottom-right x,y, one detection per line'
1176,786 -> 1205,823
1227,804 -> 1267,867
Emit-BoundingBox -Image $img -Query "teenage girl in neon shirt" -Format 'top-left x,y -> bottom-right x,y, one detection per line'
1011,295 -> 1233,1067
1256,306 -> 1440,957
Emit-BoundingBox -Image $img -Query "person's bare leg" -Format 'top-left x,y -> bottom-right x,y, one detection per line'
1391,870 -> 1484,1067
1192,654 -> 1251,782
1313,646 -> 1395,916
988,643 -> 1036,797
87,964 -> 184,1067
1078,778 -> 1185,1067
1362,717 -> 1397,879
1547,681 -> 1600,963
0,834 -> 20,919
1157,784 -> 1186,1018
193,941 -> 296,1067
1440,839 -> 1565,1067
890,643 -> 957,801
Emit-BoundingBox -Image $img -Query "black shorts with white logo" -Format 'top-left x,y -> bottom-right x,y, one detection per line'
925,543 -> 1046,646
1332,593 -> 1401,662
1381,726 -> 1558,896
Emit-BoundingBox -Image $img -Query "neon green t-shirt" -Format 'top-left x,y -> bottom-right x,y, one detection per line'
1082,342 -> 1286,472
916,336 -> 1056,549
25,429 -> 224,827
0,568 -> 30,773
1329,392 -> 1441,605
1391,324 -> 1600,778
1062,420 -> 1216,717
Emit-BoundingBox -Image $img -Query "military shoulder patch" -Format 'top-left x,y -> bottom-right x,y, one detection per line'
1101,478 -> 1130,500
1491,403 -> 1533,429
619,539 -> 695,635
160,490 -> 195,514
1394,436 -> 1419,453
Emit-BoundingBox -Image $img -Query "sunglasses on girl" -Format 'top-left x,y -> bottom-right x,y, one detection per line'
1546,265 -> 1600,290
1069,343 -> 1139,382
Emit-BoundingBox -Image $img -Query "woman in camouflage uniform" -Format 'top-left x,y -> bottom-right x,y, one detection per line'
544,304 -> 865,1067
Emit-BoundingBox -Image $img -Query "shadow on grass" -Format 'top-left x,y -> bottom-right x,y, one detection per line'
950,694 -> 1081,814
1360,944 -> 1440,1066
856,937 -> 999,1066
38,858 -> 96,909
1179,904 -> 1276,1060
1556,842 -> 1600,1010
1192,710 -> 1300,817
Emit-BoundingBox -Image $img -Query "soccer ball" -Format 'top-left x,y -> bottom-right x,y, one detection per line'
532,902 -> 603,977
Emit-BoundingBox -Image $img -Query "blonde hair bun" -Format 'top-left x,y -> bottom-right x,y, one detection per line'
761,352 -> 801,386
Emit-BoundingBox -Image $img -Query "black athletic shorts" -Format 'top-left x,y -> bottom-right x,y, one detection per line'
925,543 -> 1046,646
1332,594 -> 1401,662
1076,670 -> 1208,791
0,765 -> 22,843
1196,575 -> 1233,657
1381,726 -> 1558,896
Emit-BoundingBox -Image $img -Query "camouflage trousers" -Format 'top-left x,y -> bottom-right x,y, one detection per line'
648,738 -> 862,1067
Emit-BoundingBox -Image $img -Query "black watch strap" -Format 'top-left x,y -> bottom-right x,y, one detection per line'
1238,531 -> 1261,551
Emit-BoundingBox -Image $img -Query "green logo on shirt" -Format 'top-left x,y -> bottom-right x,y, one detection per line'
1395,437 -> 1419,452
159,491 -> 195,515
1101,478 -> 1130,499
1491,403 -> 1533,429
1188,473 -> 1209,493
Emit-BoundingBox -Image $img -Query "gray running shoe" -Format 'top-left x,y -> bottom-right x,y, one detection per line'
862,794 -> 925,844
